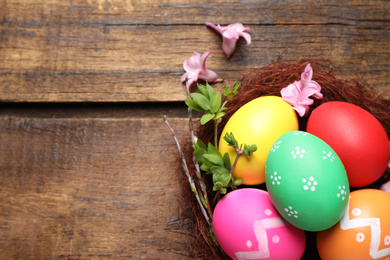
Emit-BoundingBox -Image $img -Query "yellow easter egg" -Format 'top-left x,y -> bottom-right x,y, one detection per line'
219,96 -> 298,185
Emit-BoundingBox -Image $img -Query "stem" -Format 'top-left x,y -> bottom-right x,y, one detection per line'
214,120 -> 219,149
188,108 -> 196,144
231,144 -> 243,174
220,99 -> 228,110
213,99 -> 228,149
187,108 -> 213,218
164,116 -> 211,226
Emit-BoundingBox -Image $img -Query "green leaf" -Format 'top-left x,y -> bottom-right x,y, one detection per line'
213,181 -> 222,190
197,83 -> 209,99
200,163 -> 210,173
212,171 -> 231,187
220,173 -> 232,187
190,93 -> 210,111
223,152 -> 231,171
200,113 -> 215,125
244,144 -> 258,157
214,111 -> 225,120
223,86 -> 231,97
194,139 -> 207,150
223,132 -> 237,147
185,99 -> 205,112
210,166 -> 230,176
232,81 -> 241,93
207,143 -> 222,157
193,148 -> 207,164
209,93 -> 221,114
233,178 -> 243,186
219,187 -> 227,194
206,82 -> 217,99
203,154 -> 224,166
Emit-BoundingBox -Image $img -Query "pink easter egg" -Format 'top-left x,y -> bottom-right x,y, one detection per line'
212,188 -> 306,260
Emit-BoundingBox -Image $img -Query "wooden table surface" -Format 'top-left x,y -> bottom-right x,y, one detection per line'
0,1 -> 389,259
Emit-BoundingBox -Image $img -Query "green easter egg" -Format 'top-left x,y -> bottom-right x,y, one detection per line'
265,131 -> 349,232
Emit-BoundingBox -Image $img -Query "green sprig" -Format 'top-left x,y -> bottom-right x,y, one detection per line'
185,82 -> 240,126
185,82 -> 241,148
193,133 -> 257,195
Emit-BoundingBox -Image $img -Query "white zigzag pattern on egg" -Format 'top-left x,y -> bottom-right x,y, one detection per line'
340,198 -> 390,259
235,217 -> 285,260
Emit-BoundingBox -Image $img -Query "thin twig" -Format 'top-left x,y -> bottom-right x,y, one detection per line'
188,108 -> 213,218
164,116 -> 211,225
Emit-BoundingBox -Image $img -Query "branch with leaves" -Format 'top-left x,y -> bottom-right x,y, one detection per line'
193,132 -> 257,194
164,81 -> 258,243
185,82 -> 240,148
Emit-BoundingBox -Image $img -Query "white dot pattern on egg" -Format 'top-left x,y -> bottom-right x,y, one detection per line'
284,206 -> 299,219
270,171 -> 282,185
322,150 -> 335,162
291,146 -> 305,159
271,141 -> 282,152
302,176 -> 318,191
337,185 -> 347,200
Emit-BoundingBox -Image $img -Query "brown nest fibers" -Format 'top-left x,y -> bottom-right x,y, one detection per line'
179,60 -> 390,260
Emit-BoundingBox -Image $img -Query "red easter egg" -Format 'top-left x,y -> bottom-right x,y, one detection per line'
307,101 -> 389,187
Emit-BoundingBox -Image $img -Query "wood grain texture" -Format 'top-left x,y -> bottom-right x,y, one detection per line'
0,108 -> 193,259
0,0 -> 389,102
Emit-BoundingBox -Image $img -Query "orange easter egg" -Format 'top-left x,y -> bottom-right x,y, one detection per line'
317,189 -> 390,260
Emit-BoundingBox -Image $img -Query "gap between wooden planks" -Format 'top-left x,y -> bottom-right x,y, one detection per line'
0,104 -> 196,259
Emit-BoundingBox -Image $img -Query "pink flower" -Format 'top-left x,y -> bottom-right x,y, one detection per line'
205,22 -> 251,59
380,180 -> 390,194
281,64 -> 323,117
181,51 -> 221,95
382,163 -> 390,193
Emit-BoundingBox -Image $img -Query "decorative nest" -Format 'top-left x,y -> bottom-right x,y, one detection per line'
180,60 -> 390,260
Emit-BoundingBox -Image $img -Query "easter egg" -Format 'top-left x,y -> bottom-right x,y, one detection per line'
219,96 -> 298,185
212,188 -> 306,260
317,189 -> 390,260
307,101 -> 390,187
265,131 -> 349,231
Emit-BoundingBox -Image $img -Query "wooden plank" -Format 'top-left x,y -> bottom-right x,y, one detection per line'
0,107 -> 194,259
1,0 -> 389,26
0,0 -> 389,102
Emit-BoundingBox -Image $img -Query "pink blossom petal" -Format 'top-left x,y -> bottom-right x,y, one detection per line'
205,22 -> 223,33
239,31 -> 252,45
221,29 -> 240,40
301,64 -> 313,83
380,180 -> 390,194
294,104 -> 310,117
281,63 -> 323,117
200,51 -> 211,71
206,22 -> 251,58
222,38 -> 239,59
301,82 -> 323,99
180,72 -> 187,83
181,51 -> 221,94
